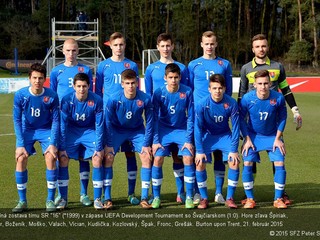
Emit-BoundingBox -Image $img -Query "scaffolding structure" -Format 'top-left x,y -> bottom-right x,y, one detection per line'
42,18 -> 105,76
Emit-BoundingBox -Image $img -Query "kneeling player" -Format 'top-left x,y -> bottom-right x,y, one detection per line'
194,74 -> 240,209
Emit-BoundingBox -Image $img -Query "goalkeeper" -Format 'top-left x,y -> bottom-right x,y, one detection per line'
238,34 -> 302,205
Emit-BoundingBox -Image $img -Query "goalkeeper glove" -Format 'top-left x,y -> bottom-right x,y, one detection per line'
291,106 -> 302,130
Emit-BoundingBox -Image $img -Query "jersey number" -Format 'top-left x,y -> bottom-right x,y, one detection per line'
259,112 -> 268,120
126,111 -> 133,119
169,105 -> 175,114
205,71 -> 215,80
114,74 -> 122,84
75,113 -> 86,121
31,107 -> 41,117
214,115 -> 223,123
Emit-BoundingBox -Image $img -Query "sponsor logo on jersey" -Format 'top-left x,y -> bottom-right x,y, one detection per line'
124,63 -> 131,68
269,72 -> 275,78
78,67 -> 84,73
88,100 -> 94,107
223,102 -> 230,109
270,99 -> 277,105
43,96 -> 50,103
136,100 -> 143,107
179,92 -> 186,99
218,60 -> 223,66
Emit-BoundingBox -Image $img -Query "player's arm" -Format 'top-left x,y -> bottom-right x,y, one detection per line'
180,65 -> 190,87
224,62 -> 233,96
94,96 -> 104,152
187,62 -> 195,91
230,101 -> 240,153
143,97 -> 154,148
237,66 -> 249,103
49,94 -> 60,150
144,66 -> 153,96
104,98 -> 115,147
278,64 -> 302,130
13,92 -> 25,148
59,97 -> 69,152
87,68 -> 94,92
95,63 -> 104,98
184,90 -> 194,149
49,69 -> 58,92
151,90 -> 160,145
194,104 -> 205,155
273,130 -> 286,155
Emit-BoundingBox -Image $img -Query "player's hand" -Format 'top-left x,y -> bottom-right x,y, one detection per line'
15,147 -> 28,160
45,145 -> 58,159
228,152 -> 240,166
93,150 -> 104,160
58,150 -> 69,165
104,146 -> 115,156
291,106 -> 302,130
241,137 -> 255,157
141,146 -> 152,160
195,153 -> 206,167
273,138 -> 286,156
181,143 -> 194,156
152,143 -> 164,156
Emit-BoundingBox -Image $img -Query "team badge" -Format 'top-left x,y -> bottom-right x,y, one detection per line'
136,100 -> 143,107
223,102 -> 230,109
180,92 -> 186,99
43,96 -> 50,103
88,100 -> 94,107
124,63 -> 131,69
218,60 -> 223,66
269,72 -> 275,78
270,99 -> 277,105
78,67 -> 84,73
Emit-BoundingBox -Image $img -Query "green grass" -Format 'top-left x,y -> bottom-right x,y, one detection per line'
0,93 -> 319,240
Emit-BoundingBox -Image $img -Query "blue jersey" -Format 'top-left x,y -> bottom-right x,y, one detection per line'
194,94 -> 239,153
60,91 -> 104,152
50,63 -> 93,102
240,90 -> 287,137
144,60 -> 189,96
13,87 -> 60,147
188,56 -> 232,103
105,89 -> 154,147
152,84 -> 194,144
95,57 -> 139,104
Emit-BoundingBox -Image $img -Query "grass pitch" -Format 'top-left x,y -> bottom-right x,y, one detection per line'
0,92 -> 319,240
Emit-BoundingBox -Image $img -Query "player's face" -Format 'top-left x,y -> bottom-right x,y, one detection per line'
201,36 -> 217,57
110,38 -> 126,57
164,71 -> 181,92
254,76 -> 271,99
252,39 -> 269,59
29,71 -> 45,93
157,40 -> 174,58
63,42 -> 78,63
208,82 -> 225,102
73,80 -> 89,100
121,78 -> 137,98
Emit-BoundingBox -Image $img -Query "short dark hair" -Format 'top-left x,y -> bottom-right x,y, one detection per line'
202,31 -> 217,39
165,63 -> 180,76
157,33 -> 173,44
209,74 -> 226,87
252,34 -> 267,44
29,63 -> 46,78
254,69 -> 270,81
121,69 -> 137,82
73,73 -> 90,85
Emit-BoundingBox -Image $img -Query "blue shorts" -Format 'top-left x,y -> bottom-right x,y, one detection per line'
154,128 -> 192,157
22,129 -> 51,155
201,133 -> 232,163
112,129 -> 145,154
66,128 -> 96,160
242,134 -> 285,162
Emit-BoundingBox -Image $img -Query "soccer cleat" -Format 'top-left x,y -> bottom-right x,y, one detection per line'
80,194 -> 92,206
176,193 -> 186,204
151,197 -> 161,209
46,200 -> 57,212
128,194 -> 140,205
140,199 -> 152,209
103,200 -> 113,210
225,198 -> 238,209
241,197 -> 247,205
56,198 -> 67,210
214,193 -> 226,204
148,195 -> 154,205
193,193 -> 201,205
243,198 -> 256,209
273,198 -> 288,209
54,194 -> 61,206
197,199 -> 209,209
185,197 -> 195,209
12,201 -> 27,213
283,192 -> 292,205
94,198 -> 104,210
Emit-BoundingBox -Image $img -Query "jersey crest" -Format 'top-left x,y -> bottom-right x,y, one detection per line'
43,96 -> 50,103
78,67 -> 84,73
124,63 -> 131,69
218,60 -> 223,66
88,100 -> 94,107
136,100 -> 143,107
223,102 -> 230,109
270,99 -> 277,106
179,92 -> 186,99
